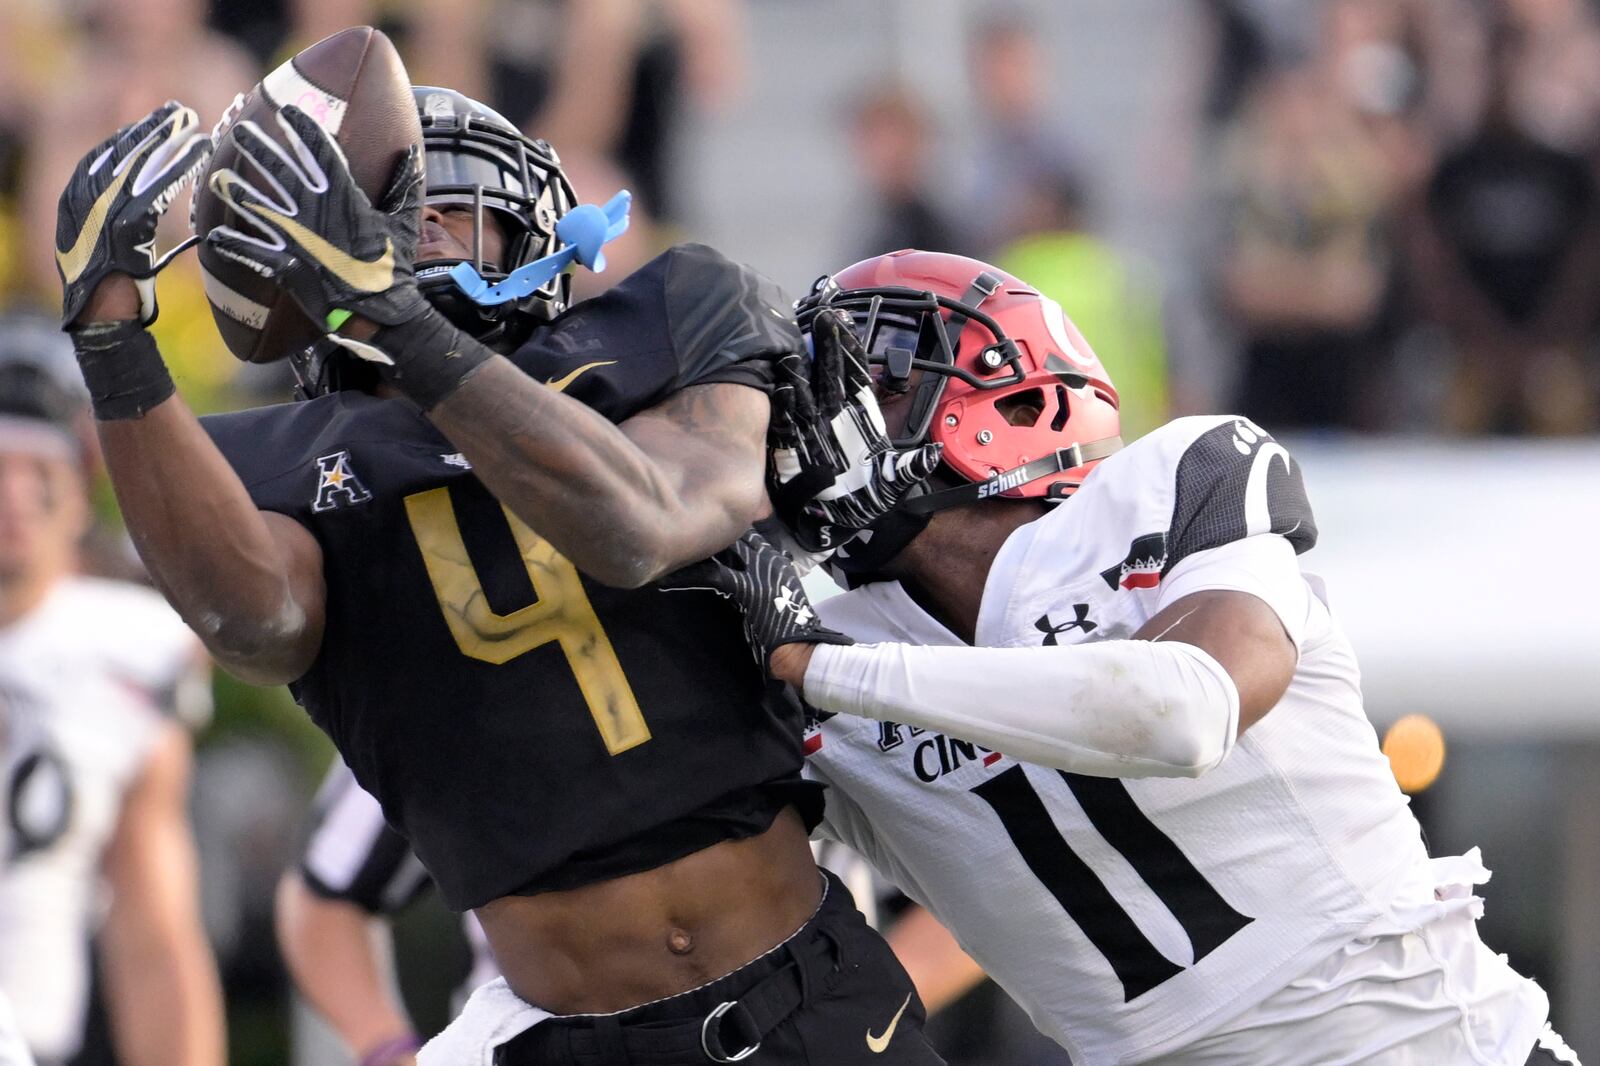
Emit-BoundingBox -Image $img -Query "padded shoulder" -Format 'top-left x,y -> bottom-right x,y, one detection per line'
1048,416 -> 1316,592
200,393 -> 434,520
1163,415 -> 1317,573
660,242 -> 801,392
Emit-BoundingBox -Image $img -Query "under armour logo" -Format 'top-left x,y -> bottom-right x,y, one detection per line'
774,585 -> 814,626
1036,605 -> 1096,645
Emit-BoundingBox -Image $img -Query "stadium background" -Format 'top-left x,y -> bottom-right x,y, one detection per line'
1,0 -> 1597,1062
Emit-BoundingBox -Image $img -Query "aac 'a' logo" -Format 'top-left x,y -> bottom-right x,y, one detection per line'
311,451 -> 372,513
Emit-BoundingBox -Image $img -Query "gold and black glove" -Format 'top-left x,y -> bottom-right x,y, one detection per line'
203,105 -> 431,332
55,101 -> 212,327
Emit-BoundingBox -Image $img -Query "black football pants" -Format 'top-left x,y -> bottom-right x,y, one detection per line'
493,869 -> 945,1065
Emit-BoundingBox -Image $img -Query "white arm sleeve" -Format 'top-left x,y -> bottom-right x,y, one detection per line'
804,637 -> 1240,779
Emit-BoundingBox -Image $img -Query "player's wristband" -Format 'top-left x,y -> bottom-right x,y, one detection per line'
371,311 -> 493,411
69,319 -> 176,421
358,1033 -> 422,1066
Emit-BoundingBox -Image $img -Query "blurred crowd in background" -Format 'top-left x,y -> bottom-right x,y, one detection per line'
0,0 -> 1597,1064
6,0 -> 1600,437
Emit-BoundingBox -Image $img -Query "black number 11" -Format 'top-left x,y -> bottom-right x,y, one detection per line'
971,765 -> 1253,1001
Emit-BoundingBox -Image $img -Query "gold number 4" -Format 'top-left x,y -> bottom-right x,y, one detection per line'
404,488 -> 651,755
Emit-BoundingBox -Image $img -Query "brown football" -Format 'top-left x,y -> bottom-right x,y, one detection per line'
194,26 -> 421,363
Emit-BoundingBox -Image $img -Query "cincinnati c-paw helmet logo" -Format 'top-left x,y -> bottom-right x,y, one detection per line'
1100,532 -> 1168,591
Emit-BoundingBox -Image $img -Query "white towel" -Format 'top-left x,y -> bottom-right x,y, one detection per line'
419,977 -> 554,1066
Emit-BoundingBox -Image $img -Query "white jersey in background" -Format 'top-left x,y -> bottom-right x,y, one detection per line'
0,577 -> 208,1063
805,415 -> 1551,1066
0,991 -> 34,1066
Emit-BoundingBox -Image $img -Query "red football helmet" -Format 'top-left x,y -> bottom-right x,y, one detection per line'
797,249 -> 1123,512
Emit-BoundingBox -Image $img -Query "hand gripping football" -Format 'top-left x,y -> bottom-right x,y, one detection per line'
193,26 -> 422,363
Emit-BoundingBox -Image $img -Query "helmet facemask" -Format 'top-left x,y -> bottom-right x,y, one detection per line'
291,87 -> 578,399
797,252 -> 1123,522
797,273 -> 1033,450
413,99 -> 577,350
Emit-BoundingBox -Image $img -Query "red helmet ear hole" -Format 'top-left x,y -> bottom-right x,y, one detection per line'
995,388 -> 1046,428
1051,386 -> 1070,432
1092,388 -> 1118,409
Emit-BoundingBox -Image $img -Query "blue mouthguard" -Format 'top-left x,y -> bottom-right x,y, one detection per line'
447,190 -> 632,307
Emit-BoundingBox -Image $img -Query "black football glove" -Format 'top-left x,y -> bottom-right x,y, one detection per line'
203,105 -> 430,348
658,520 -> 853,674
769,308 -> 943,553
55,101 -> 213,327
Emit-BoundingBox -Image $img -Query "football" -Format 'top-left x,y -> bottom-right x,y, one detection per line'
193,26 -> 422,364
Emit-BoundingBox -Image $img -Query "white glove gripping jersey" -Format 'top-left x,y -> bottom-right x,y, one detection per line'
804,416 -> 1549,1065
0,578 -> 208,1061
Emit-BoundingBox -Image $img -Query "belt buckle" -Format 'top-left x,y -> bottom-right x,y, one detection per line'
701,1001 -> 760,1063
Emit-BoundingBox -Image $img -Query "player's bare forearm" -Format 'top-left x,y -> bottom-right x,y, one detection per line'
102,862 -> 225,1066
1134,589 -> 1295,734
97,391 -> 325,684
886,905 -> 987,1017
427,359 -> 768,586
77,277 -> 324,683
276,874 -> 416,1058
101,729 -> 226,1066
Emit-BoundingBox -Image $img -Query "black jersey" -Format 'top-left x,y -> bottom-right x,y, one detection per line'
203,244 -> 821,911
298,762 -> 431,914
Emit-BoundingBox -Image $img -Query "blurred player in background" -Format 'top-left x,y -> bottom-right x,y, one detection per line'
0,330 -> 223,1066
56,89 -> 941,1064
0,992 -> 34,1066
0,616 -> 35,1066
277,764 -> 484,1066
675,250 -> 1579,1066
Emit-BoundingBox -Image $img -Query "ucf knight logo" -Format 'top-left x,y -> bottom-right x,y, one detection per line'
311,451 -> 372,513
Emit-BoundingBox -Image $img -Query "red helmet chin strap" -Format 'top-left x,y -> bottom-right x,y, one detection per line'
900,435 -> 1124,516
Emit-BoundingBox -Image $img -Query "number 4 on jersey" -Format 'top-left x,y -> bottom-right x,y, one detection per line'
404,487 -> 651,755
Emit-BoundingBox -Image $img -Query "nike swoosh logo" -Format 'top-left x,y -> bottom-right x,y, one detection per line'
544,360 -> 616,393
241,200 -> 396,293
865,993 -> 911,1053
56,139 -> 158,284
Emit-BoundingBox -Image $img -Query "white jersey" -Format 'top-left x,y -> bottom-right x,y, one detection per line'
0,577 -> 206,1061
0,991 -> 34,1066
806,415 -> 1549,1065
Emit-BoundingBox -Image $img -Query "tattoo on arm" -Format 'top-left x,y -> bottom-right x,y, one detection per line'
428,360 -> 768,586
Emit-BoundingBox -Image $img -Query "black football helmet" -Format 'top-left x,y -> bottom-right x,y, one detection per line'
292,86 -> 578,398
0,309 -> 88,455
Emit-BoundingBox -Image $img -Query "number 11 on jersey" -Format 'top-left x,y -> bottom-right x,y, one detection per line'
404,487 -> 651,755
